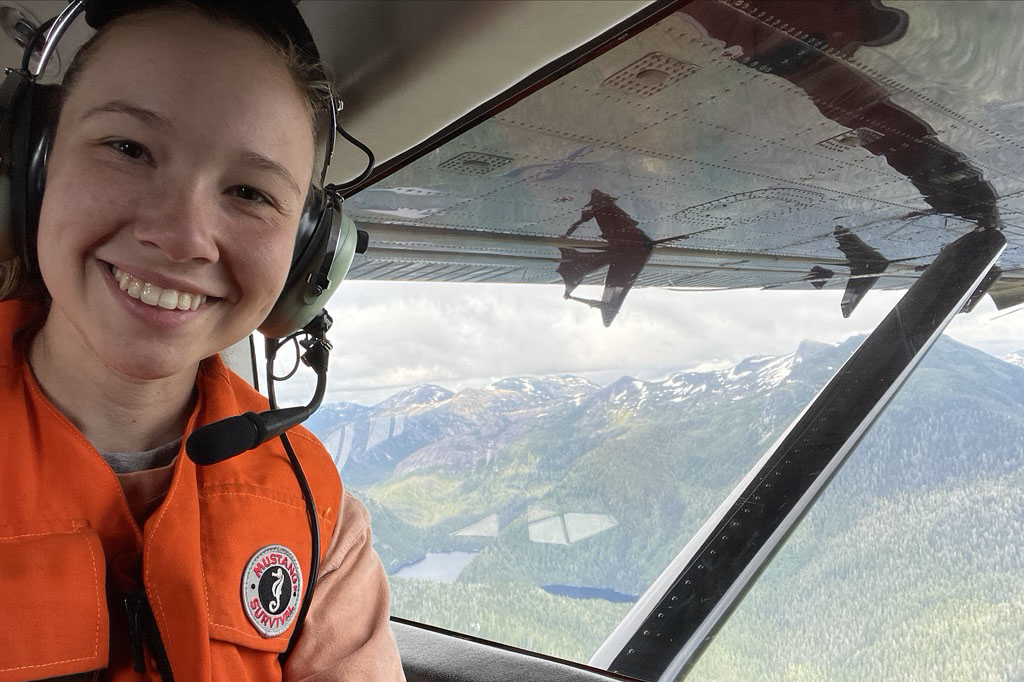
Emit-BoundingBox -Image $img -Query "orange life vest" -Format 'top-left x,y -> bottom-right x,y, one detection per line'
0,298 -> 341,681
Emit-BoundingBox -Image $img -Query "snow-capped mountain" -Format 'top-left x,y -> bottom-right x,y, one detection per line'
304,340 -> 847,485
583,341 -> 838,411
375,384 -> 455,412
1003,350 -> 1024,369
486,375 -> 598,402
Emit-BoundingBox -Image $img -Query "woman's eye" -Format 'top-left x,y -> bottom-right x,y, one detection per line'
230,185 -> 272,205
106,139 -> 151,161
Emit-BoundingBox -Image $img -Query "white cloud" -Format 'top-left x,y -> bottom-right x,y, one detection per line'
264,280 -> 1022,406
944,298 -> 1024,357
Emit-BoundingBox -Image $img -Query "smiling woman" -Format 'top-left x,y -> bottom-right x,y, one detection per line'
0,2 -> 402,681
34,8 -> 313,412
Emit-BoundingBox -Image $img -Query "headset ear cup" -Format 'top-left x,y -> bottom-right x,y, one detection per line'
259,192 -> 358,339
27,86 -> 56,224
0,72 -> 27,298
10,82 -> 57,284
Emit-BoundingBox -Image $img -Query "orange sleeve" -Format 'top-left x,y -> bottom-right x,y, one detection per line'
283,490 -> 406,682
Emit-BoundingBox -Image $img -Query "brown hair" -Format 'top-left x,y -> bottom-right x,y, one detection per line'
59,1 -> 335,182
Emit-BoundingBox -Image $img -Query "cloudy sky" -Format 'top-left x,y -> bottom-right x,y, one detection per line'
268,281 -> 1023,407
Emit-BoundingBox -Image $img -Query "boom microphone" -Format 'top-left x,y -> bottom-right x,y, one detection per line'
186,405 -> 316,466
186,319 -> 332,467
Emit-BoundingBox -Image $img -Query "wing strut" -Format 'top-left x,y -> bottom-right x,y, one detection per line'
589,226 -> 1006,682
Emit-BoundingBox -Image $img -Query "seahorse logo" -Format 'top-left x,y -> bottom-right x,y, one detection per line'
269,568 -> 285,613
242,545 -> 303,638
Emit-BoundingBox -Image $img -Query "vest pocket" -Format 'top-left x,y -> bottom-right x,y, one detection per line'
0,522 -> 109,681
199,487 -> 314,654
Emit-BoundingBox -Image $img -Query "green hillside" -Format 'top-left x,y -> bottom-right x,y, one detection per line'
686,471 -> 1024,682
334,336 -> 1024,677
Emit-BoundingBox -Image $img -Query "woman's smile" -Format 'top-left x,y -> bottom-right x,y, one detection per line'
109,263 -> 209,311
98,259 -> 209,331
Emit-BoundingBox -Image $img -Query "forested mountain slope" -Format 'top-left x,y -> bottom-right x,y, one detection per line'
309,336 -> 1024,677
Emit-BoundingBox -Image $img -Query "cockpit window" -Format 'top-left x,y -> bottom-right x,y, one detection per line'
289,277 -> 1020,673
286,0 -> 1024,677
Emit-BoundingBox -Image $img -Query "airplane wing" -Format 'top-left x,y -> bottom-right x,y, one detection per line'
320,1 -> 1024,321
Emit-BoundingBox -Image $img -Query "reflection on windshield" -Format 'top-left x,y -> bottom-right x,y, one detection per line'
453,514 -> 500,538
684,0 -> 998,225
346,0 -> 1024,327
559,189 -> 653,326
833,226 -> 890,317
527,508 -> 619,545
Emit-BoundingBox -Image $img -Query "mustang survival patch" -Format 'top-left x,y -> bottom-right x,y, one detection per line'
241,544 -> 303,637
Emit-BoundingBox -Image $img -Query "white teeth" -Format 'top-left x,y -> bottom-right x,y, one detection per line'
157,288 -> 178,309
140,282 -> 160,306
110,265 -> 207,311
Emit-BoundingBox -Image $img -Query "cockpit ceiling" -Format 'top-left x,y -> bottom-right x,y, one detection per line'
345,0 -> 1024,317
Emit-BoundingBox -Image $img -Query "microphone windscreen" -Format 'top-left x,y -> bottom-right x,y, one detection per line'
186,413 -> 262,466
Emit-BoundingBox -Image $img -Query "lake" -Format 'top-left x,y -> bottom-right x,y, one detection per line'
542,584 -> 638,603
394,550 -> 479,582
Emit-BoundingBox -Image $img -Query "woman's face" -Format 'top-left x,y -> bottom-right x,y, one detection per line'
36,9 -> 315,380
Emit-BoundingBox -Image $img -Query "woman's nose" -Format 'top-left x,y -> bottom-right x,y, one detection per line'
132,185 -> 220,263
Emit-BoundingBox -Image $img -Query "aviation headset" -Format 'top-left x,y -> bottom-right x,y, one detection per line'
0,0 -> 370,338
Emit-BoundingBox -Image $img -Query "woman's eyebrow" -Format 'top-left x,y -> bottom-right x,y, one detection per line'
239,150 -> 302,198
79,99 -> 172,130
78,99 -> 303,198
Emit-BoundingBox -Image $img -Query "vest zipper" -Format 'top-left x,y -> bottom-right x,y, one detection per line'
123,590 -> 175,682
123,592 -> 147,673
